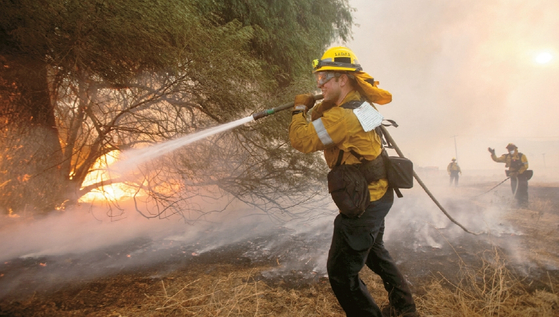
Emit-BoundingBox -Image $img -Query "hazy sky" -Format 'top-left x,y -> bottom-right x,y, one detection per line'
342,0 -> 559,179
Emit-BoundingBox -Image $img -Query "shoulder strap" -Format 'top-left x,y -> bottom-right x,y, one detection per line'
375,126 -> 389,148
334,149 -> 344,167
340,99 -> 364,110
334,99 -> 369,166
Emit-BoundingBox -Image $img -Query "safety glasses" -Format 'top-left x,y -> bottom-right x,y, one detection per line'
314,71 -> 341,86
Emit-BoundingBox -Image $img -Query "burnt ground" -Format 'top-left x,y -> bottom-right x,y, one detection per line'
1,182 -> 558,316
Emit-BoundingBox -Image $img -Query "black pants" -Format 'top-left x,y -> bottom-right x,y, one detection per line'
449,172 -> 459,187
327,189 -> 416,317
511,175 -> 528,206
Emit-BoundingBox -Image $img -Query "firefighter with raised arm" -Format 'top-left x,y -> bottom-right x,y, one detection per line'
288,47 -> 417,317
488,143 -> 530,207
447,158 -> 461,187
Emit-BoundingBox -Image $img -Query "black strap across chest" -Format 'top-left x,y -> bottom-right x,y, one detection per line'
333,99 -> 371,167
340,99 -> 363,110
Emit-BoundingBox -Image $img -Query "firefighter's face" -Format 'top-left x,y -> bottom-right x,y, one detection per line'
317,72 -> 343,104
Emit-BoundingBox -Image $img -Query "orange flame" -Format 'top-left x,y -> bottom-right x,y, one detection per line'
79,151 -> 140,203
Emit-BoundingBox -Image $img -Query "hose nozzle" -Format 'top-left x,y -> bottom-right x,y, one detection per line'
252,93 -> 323,120
252,109 -> 276,120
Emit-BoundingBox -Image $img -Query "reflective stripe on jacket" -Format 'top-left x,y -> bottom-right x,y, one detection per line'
289,90 -> 388,201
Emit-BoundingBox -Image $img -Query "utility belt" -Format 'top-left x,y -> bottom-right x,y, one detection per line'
327,148 -> 413,218
506,169 -> 534,180
327,149 -> 383,218
342,150 -> 387,183
340,149 -> 414,190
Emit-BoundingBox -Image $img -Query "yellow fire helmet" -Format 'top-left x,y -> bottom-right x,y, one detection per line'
312,46 -> 363,73
506,143 -> 517,150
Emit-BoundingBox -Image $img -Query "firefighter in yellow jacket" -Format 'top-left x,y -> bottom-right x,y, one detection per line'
288,47 -> 417,317
447,158 -> 461,187
488,143 -> 530,207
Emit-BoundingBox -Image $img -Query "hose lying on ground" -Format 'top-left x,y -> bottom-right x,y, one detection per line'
380,126 -> 484,236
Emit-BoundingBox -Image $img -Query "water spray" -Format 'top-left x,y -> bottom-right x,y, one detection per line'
112,94 -> 323,174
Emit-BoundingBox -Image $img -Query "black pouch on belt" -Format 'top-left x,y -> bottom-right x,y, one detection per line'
358,154 -> 387,183
384,155 -> 414,189
327,150 -> 370,218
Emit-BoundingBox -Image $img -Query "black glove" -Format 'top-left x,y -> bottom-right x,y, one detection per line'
488,147 -> 495,155
292,93 -> 315,115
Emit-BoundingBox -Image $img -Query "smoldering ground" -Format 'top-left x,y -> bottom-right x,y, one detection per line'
0,193 -> 337,299
2,170 -> 558,300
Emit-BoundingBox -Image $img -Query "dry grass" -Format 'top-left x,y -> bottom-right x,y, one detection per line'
415,248 -> 558,317
94,249 -> 557,317
127,264 -> 345,317
1,245 -> 558,317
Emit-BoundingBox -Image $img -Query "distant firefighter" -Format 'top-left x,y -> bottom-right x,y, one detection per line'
447,158 -> 461,187
488,143 -> 531,207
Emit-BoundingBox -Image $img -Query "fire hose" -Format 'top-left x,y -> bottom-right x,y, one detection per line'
252,94 -> 324,120
474,177 -> 510,197
252,94 -> 482,235
379,126 -> 482,236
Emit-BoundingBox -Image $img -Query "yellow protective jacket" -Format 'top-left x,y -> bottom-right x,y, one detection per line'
289,90 -> 388,201
491,150 -> 528,174
447,162 -> 461,174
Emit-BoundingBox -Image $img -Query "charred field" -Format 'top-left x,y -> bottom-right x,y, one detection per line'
1,179 -> 559,316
